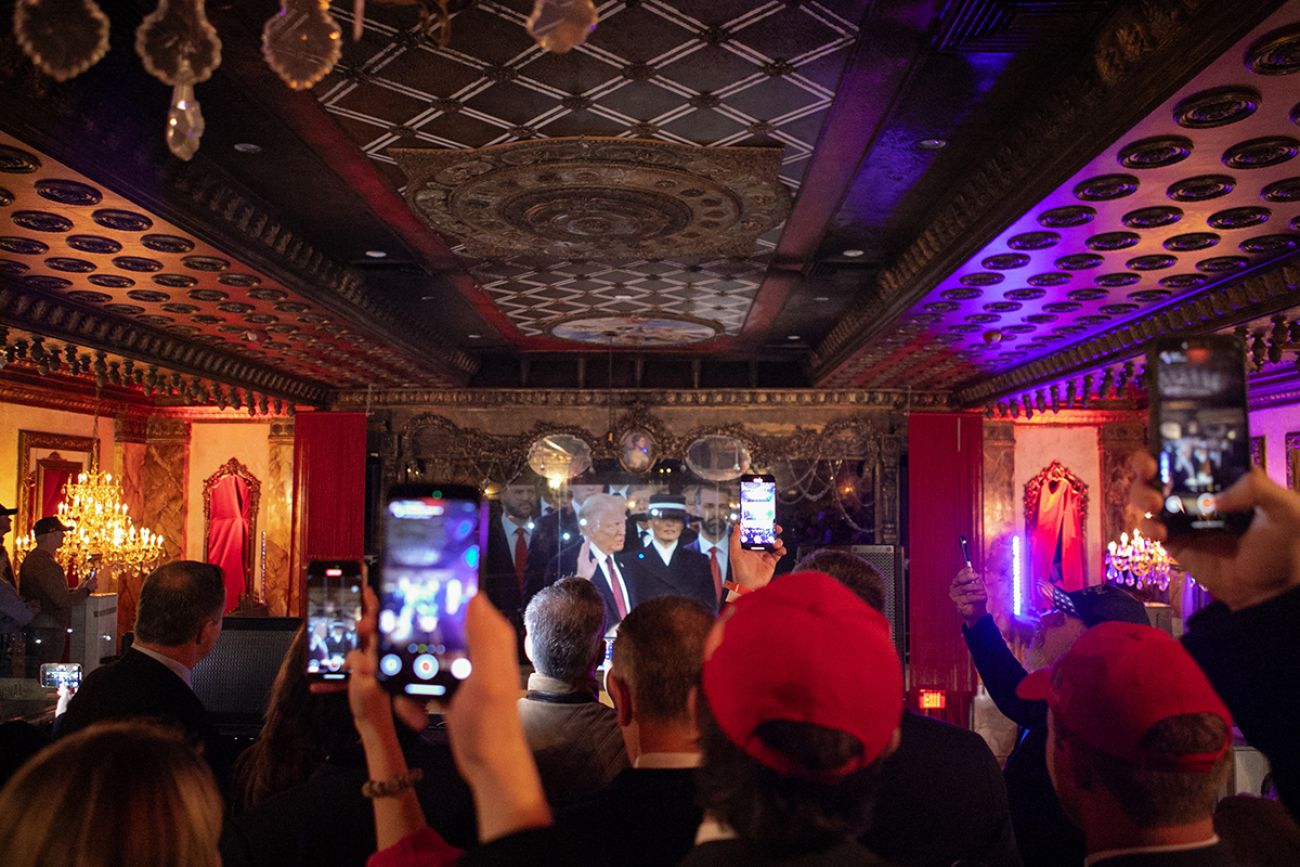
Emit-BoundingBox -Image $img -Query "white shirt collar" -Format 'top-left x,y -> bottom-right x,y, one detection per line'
634,751 -> 700,769
651,539 -> 677,565
694,815 -> 738,846
132,644 -> 194,688
501,513 -> 532,542
1083,836 -> 1220,866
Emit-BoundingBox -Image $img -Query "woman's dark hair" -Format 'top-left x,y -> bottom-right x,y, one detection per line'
694,691 -> 885,855
232,625 -> 357,813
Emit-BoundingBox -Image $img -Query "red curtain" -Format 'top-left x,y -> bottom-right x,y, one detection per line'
292,412 -> 366,615
907,413 -> 982,727
207,475 -> 250,613
1029,478 -> 1086,593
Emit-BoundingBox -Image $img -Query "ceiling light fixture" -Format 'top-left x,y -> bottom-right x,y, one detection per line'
813,296 -> 831,302
467,333 -> 482,339
233,142 -> 262,154
842,249 -> 865,258
364,250 -> 388,258
917,138 -> 948,150
787,335 -> 800,341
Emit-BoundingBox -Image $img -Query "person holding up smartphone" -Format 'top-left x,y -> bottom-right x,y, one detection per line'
1129,454 -> 1300,823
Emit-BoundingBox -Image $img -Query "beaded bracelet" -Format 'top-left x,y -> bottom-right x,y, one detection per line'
361,768 -> 424,799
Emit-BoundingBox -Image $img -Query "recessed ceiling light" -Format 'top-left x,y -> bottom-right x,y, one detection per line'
917,138 -> 947,150
364,250 -> 388,258
467,333 -> 482,339
813,295 -> 830,302
612,293 -> 635,300
233,142 -> 262,154
420,295 -> 437,300
842,249 -> 865,258
787,335 -> 800,340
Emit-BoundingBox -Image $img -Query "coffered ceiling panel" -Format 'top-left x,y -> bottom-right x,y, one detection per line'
0,131 -> 452,390
823,5 -> 1300,392
315,0 -> 863,344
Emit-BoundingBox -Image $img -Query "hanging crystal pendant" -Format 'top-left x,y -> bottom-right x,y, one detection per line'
526,0 -> 597,54
135,0 -> 222,86
13,0 -> 111,81
262,0 -> 343,91
166,64 -> 204,161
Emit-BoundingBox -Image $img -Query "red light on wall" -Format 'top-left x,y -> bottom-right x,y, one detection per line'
918,689 -> 946,710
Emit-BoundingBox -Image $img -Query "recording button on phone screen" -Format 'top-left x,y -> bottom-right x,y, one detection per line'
414,654 -> 439,680
1197,494 -> 1216,515
380,654 -> 402,676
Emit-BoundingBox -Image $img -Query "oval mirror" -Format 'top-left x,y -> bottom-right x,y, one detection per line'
527,433 -> 593,481
684,435 -> 751,481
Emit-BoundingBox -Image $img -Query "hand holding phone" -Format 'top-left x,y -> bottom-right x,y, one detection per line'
738,474 -> 777,551
1148,336 -> 1252,535
306,560 -> 364,681
39,662 -> 81,690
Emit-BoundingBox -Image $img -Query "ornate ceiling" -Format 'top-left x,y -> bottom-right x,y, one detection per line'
0,0 -> 1297,408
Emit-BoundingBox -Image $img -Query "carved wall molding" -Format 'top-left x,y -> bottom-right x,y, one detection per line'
811,0 -> 1274,386
16,430 -> 96,540
146,417 -> 191,443
1,281 -> 330,404
114,414 -> 150,444
335,387 -> 953,411
935,0 -> 1113,52
268,420 -> 295,442
954,258 -> 1300,405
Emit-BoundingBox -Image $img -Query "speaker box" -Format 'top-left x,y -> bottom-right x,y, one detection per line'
191,616 -> 301,735
794,545 -> 907,667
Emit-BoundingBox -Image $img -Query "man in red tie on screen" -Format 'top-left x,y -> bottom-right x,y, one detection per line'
570,493 -> 638,627
484,480 -> 540,643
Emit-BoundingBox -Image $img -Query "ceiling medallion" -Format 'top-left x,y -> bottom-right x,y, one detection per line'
1073,174 -> 1139,201
1166,174 -> 1235,201
1206,206 -> 1270,229
1163,232 -> 1220,252
548,314 -> 719,347
1174,87 -> 1261,128
393,138 -> 791,260
1239,234 -> 1299,255
1118,136 -> 1193,169
1245,24 -> 1300,75
1086,231 -> 1140,251
1037,206 -> 1095,228
1006,231 -> 1059,250
959,272 -> 1004,286
1095,273 -> 1139,287
1261,177 -> 1300,202
1222,136 -> 1300,169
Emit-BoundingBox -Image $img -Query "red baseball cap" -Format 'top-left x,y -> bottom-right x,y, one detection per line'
1017,621 -> 1232,772
701,571 -> 903,781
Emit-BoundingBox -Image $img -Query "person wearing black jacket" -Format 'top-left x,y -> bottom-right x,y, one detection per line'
951,576 -> 1148,867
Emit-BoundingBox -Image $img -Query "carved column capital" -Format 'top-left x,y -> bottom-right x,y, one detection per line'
114,413 -> 149,444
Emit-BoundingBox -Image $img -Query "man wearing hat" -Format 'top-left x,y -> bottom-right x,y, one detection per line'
20,516 -> 97,674
1019,622 -> 1233,865
950,571 -> 1149,867
0,504 -> 38,675
622,494 -> 717,612
687,571 -> 902,864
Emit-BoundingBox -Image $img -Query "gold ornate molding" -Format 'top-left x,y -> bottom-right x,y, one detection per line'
146,417 -> 191,443
114,414 -> 149,444
16,430 -> 95,538
335,387 -> 953,411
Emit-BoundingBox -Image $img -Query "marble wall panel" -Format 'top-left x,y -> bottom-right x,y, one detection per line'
265,421 -> 295,616
1100,421 -> 1146,548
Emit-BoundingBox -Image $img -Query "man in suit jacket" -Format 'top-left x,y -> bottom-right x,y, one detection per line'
555,493 -> 638,627
59,560 -> 230,792
683,485 -> 733,610
559,595 -> 715,867
523,483 -> 601,602
483,481 -> 540,623
623,495 -> 715,612
20,516 -> 96,675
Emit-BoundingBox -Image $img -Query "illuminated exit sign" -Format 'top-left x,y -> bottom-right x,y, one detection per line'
918,689 -> 947,710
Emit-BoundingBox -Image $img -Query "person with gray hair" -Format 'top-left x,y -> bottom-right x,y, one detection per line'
58,560 -> 231,794
518,577 -> 627,808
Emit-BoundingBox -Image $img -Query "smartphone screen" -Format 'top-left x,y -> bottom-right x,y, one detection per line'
739,474 -> 777,550
377,485 -> 484,697
39,662 -> 81,690
305,560 -> 363,681
1150,336 -> 1252,534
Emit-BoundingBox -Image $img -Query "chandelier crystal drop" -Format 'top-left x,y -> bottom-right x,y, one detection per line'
1104,528 -> 1172,592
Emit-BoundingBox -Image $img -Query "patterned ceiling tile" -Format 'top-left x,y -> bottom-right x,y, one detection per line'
318,0 -> 863,344
0,132 -> 440,388
874,8 -> 1300,388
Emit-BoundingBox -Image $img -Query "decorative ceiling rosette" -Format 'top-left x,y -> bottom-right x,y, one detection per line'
262,0 -> 343,90
392,138 -> 791,260
135,0 -> 222,161
548,314 -> 720,347
13,0 -> 111,82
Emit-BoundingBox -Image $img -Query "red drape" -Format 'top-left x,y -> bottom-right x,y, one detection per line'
907,413 -> 982,727
292,412 -> 366,616
1029,477 -> 1086,593
207,475 -> 250,613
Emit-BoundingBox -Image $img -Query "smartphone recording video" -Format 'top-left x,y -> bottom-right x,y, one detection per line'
1149,336 -> 1252,535
305,560 -> 363,681
739,474 -> 777,551
377,484 -> 485,698
39,662 -> 81,690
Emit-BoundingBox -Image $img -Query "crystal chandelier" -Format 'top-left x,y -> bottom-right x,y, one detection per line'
15,469 -> 165,579
1104,529 -> 1172,592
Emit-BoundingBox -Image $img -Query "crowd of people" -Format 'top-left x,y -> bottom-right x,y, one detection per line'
0,456 -> 1298,867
